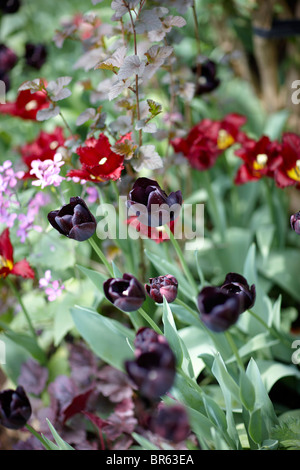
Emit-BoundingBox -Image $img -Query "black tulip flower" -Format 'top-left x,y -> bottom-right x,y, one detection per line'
104,273 -> 146,312
150,404 -> 190,443
125,343 -> 176,401
290,211 -> 300,235
24,43 -> 47,70
134,327 -> 169,357
197,286 -> 241,333
194,58 -> 220,96
145,275 -> 178,304
0,44 -> 18,73
0,385 -> 31,430
48,196 -> 97,242
0,0 -> 21,13
220,272 -> 256,313
127,177 -> 182,227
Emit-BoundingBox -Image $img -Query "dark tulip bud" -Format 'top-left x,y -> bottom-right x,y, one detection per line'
150,404 -> 190,443
0,385 -> 31,430
0,0 -> 21,13
125,343 -> 176,401
127,177 -> 182,227
0,44 -> 18,73
47,196 -> 97,242
134,327 -> 169,357
24,43 -> 47,70
197,286 -> 241,332
194,58 -> 220,96
103,273 -> 146,312
220,272 -> 256,313
145,275 -> 178,304
291,211 -> 300,235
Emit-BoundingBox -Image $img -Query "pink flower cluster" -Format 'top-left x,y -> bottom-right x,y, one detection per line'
0,160 -> 51,242
39,270 -> 65,301
16,193 -> 51,243
0,160 -> 23,228
30,153 -> 65,189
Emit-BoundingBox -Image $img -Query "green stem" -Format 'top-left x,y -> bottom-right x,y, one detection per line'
137,308 -> 163,335
164,225 -> 198,296
6,277 -> 36,338
25,424 -> 52,450
88,237 -> 114,277
202,170 -> 226,243
248,309 -> 291,348
225,330 -> 245,371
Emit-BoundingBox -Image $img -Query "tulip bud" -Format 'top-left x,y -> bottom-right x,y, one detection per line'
194,58 -> 220,96
291,211 -> 300,235
125,343 -> 176,401
220,272 -> 256,313
0,44 -> 18,73
197,286 -> 241,332
145,275 -> 178,304
25,43 -> 47,70
0,385 -> 31,430
150,404 -> 190,443
47,196 -> 97,242
134,327 -> 169,357
127,177 -> 182,227
103,273 -> 146,312
0,0 -> 21,14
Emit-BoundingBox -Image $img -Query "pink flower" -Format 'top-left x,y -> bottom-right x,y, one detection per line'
85,187 -> 99,204
0,160 -> 24,191
30,153 -> 65,189
39,270 -> 65,301
16,192 -> 51,243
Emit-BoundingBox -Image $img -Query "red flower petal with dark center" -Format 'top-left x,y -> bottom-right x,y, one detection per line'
0,228 -> 14,264
21,127 -> 65,178
0,229 -> 34,279
11,260 -> 35,279
67,133 -> 129,182
0,89 -> 49,120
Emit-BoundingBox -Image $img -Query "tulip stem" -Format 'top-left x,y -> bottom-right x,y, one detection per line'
88,237 -> 114,277
137,308 -> 163,335
6,277 -> 36,339
247,309 -> 291,348
202,170 -> 226,243
25,424 -> 52,450
224,330 -> 245,371
164,225 -> 198,296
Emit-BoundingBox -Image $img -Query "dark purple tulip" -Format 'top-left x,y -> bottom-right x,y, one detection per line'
125,343 -> 176,401
24,43 -> 47,70
291,211 -> 300,235
134,327 -> 169,357
48,196 -> 97,242
197,286 -> 241,332
0,385 -> 31,430
103,273 -> 146,312
0,44 -> 18,73
220,272 -> 256,313
194,58 -> 220,96
0,0 -> 21,13
150,404 -> 190,443
145,275 -> 178,304
127,177 -> 182,227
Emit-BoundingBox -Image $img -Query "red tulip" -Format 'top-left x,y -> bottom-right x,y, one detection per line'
0,228 -> 35,279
